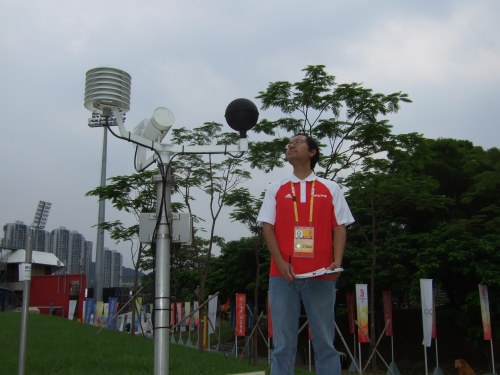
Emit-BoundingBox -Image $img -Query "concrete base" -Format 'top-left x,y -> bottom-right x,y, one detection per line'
349,357 -> 360,372
387,361 -> 401,375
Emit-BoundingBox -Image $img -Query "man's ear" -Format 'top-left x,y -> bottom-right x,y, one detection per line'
309,148 -> 317,159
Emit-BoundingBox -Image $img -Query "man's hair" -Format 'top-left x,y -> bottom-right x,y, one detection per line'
293,133 -> 320,170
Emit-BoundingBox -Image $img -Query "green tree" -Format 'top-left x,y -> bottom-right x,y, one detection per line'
344,136 -> 451,369
224,187 -> 267,365
250,65 -> 412,178
170,122 -> 251,353
461,146 -> 500,233
85,170 -> 157,337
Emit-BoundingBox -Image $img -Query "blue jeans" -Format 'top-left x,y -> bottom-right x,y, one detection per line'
269,276 -> 340,375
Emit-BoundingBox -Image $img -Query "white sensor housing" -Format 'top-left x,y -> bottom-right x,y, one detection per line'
84,67 -> 131,114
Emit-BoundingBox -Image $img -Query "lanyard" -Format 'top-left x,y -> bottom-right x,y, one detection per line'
290,180 -> 315,227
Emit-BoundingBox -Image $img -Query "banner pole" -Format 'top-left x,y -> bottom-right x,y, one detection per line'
354,334 -> 357,358
435,338 -> 439,368
424,346 -> 428,375
308,339 -> 311,372
391,336 -> 394,363
334,322 -> 360,374
268,338 -> 271,364
491,340 -> 495,374
359,343 -> 362,375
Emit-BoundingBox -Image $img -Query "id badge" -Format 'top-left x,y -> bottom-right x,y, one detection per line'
293,226 -> 314,258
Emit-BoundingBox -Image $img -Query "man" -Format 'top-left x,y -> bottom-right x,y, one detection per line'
257,134 -> 354,375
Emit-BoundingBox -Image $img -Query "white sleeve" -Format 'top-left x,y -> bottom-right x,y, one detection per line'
330,182 -> 355,227
256,182 -> 279,226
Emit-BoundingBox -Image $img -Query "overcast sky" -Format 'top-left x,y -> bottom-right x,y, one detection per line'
1,0 -> 499,268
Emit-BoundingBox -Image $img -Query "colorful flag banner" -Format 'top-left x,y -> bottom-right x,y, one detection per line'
176,302 -> 182,326
382,291 -> 393,336
82,300 -> 86,323
143,305 -> 148,323
84,298 -> 94,324
432,294 -> 437,339
181,306 -> 186,328
68,300 -> 77,320
346,292 -> 356,335
108,297 -> 118,330
185,302 -> 191,328
170,302 -> 175,326
267,291 -> 273,338
103,303 -> 109,325
420,279 -> 433,347
355,284 -> 369,343
479,285 -> 493,340
236,293 -> 246,337
95,301 -> 104,326
194,301 -> 200,327
208,295 -> 218,334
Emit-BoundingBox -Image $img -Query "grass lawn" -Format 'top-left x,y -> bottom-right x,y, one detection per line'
1,313 -> 312,375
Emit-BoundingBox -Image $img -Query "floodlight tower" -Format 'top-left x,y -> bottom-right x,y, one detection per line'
19,201 -> 51,375
84,66 -> 258,375
31,200 -> 52,251
85,67 -> 131,303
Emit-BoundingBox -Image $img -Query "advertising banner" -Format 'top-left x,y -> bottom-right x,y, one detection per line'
95,301 -> 104,326
194,301 -> 200,327
84,298 -> 94,324
108,297 -> 118,330
479,285 -> 493,340
176,302 -> 182,327
420,279 -> 433,347
208,295 -> 218,334
103,303 -> 109,325
432,294 -> 437,339
170,303 -> 174,326
346,292 -> 356,335
382,290 -> 393,336
136,297 -> 143,320
185,302 -> 191,328
267,291 -> 273,338
82,300 -> 86,323
236,293 -> 246,337
68,300 -> 77,320
355,284 -> 369,343
181,306 -> 186,328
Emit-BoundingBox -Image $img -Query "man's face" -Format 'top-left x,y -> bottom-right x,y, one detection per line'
285,135 -> 315,165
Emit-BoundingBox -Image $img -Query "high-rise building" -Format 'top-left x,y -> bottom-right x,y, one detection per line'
83,240 -> 93,277
49,227 -> 70,269
2,221 -> 29,249
68,231 -> 85,274
103,248 -> 123,287
111,250 -> 123,287
32,228 -> 50,252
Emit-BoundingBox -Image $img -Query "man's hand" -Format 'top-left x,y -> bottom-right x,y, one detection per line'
327,261 -> 342,280
277,259 -> 295,283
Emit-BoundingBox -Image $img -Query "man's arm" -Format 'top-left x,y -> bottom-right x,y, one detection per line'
263,222 -> 294,283
328,224 -> 346,272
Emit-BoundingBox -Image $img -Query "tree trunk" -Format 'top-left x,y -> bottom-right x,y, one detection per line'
198,283 -> 206,353
252,241 -> 261,365
369,242 -> 377,370
130,259 -> 140,338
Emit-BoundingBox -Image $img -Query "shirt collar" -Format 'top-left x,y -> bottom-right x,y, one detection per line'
290,171 -> 317,183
